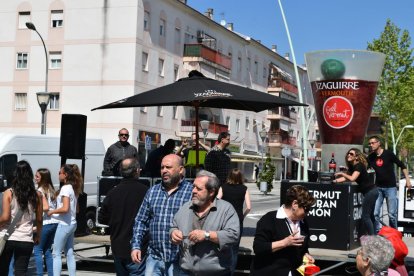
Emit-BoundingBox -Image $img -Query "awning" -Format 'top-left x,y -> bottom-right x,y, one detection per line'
231,153 -> 283,163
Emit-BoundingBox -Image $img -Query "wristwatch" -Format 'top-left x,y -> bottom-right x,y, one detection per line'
204,231 -> 210,241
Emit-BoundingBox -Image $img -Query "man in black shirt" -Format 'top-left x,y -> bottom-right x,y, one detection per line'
98,158 -> 149,275
367,135 -> 411,232
204,132 -> 231,185
102,128 -> 138,176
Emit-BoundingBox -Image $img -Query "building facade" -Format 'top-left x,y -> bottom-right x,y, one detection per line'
0,0 -> 317,180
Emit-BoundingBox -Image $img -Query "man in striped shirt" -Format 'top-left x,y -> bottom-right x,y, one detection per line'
131,154 -> 193,275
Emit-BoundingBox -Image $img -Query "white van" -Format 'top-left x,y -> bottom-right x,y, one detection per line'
0,133 -> 105,231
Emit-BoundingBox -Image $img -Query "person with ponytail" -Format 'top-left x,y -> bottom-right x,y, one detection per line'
48,164 -> 83,276
0,160 -> 43,275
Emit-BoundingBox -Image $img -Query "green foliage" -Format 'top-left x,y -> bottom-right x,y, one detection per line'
367,19 -> 414,151
256,156 -> 276,193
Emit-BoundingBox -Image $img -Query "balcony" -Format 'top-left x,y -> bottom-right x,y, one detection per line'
266,107 -> 296,123
267,130 -> 296,147
268,77 -> 298,95
181,120 -> 228,133
183,44 -> 232,70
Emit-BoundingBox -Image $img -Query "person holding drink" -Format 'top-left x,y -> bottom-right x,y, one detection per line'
250,185 -> 315,276
333,148 -> 378,235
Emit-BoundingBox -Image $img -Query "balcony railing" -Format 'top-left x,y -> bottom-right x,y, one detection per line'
181,120 -> 228,133
184,44 -> 232,70
268,131 -> 296,146
268,78 -> 298,94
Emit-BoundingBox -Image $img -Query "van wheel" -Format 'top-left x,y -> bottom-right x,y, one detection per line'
86,210 -> 96,233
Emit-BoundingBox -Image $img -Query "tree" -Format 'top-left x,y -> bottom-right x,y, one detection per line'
256,156 -> 276,193
367,19 -> 414,148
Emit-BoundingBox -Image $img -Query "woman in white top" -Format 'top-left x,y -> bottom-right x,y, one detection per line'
33,168 -> 59,276
0,160 -> 43,276
48,164 -> 83,276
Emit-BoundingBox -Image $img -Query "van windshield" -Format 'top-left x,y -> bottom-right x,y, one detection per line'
0,154 -> 18,190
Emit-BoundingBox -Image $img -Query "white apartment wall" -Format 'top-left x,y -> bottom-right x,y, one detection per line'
0,0 -> 314,158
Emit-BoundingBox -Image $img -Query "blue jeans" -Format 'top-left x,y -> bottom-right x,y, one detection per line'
114,255 -> 146,276
34,223 -> 58,276
52,223 -> 77,276
145,254 -> 179,276
374,187 -> 398,232
361,188 -> 379,235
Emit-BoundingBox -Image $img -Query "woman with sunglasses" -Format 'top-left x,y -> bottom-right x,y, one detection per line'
333,148 -> 378,235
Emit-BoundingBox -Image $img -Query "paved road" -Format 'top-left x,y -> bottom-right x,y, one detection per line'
64,181 -> 414,275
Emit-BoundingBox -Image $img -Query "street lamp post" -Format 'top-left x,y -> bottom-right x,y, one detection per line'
200,120 -> 210,144
37,93 -> 51,135
26,22 -> 50,134
393,125 -> 414,156
308,139 -> 316,170
259,129 -> 267,169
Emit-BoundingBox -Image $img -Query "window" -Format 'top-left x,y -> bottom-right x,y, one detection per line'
14,93 -> 27,110
174,64 -> 179,80
18,11 -> 30,29
172,106 -> 178,119
159,19 -> 166,37
157,106 -> 163,117
254,61 -> 258,77
49,51 -> 62,69
142,52 -> 148,71
237,57 -> 242,72
51,10 -> 63,28
158,58 -> 164,77
16,53 -> 28,69
48,93 -> 59,110
226,116 -> 230,130
263,67 -> 267,78
144,11 -> 150,31
246,117 -> 250,130
236,119 -> 240,132
175,27 -> 181,44
247,57 -> 251,71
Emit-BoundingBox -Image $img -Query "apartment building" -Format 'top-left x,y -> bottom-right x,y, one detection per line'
0,0 -> 317,180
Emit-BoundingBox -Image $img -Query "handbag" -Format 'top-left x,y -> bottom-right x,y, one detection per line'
0,209 -> 23,256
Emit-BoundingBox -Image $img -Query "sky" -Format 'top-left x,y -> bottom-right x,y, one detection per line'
187,0 -> 414,65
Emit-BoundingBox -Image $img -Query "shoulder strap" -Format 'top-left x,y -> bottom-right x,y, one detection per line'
3,206 -> 24,241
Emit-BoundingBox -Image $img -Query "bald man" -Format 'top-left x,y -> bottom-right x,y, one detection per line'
131,154 -> 193,276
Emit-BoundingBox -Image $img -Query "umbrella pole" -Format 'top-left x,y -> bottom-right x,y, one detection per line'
194,104 -> 200,169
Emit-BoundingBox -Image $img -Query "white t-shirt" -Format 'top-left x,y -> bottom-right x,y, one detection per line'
38,187 -> 59,225
54,184 -> 77,226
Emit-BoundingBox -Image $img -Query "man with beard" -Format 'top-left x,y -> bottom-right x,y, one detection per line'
170,170 -> 240,276
131,154 -> 193,276
102,128 -> 138,176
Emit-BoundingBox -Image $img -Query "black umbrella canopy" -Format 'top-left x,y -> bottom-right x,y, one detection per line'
92,70 -> 306,112
92,70 -> 306,168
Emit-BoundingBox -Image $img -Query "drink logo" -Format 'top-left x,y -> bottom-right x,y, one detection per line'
376,158 -> 384,167
323,96 -> 353,129
194,90 -> 232,98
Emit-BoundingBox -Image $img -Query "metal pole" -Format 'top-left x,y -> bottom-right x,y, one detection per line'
278,0 -> 309,181
284,156 -> 287,179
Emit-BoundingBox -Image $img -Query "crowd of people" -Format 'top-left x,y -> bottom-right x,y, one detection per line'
0,129 -> 412,275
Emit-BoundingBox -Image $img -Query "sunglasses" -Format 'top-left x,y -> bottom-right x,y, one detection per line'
119,134 -> 129,137
368,141 -> 378,145
347,152 -> 355,156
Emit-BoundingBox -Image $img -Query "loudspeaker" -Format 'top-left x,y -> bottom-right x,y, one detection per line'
59,114 -> 87,159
